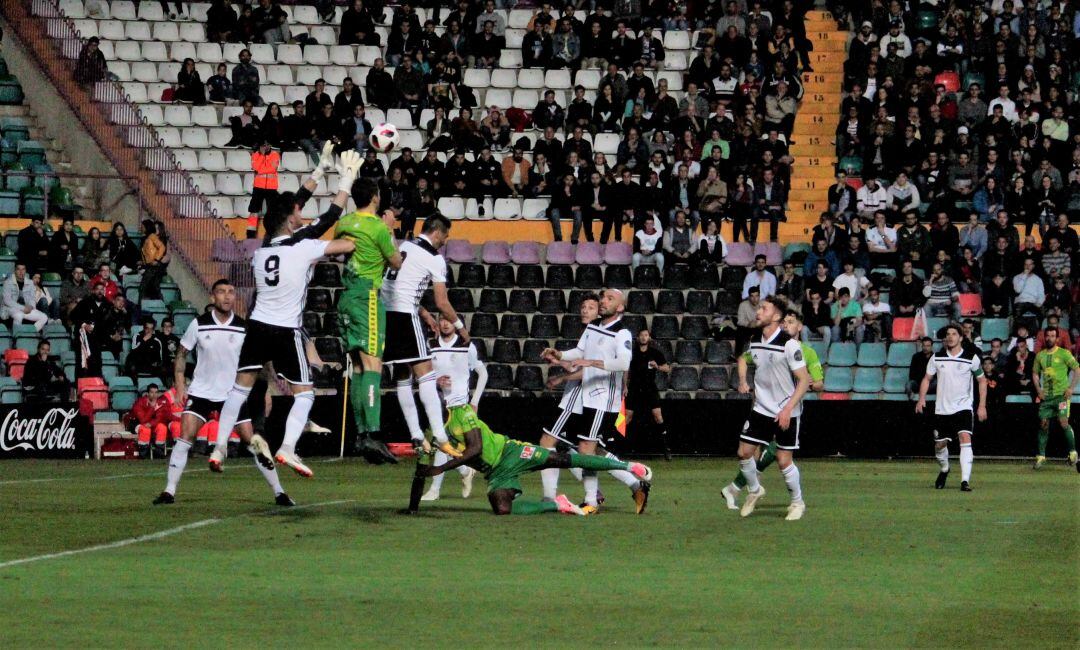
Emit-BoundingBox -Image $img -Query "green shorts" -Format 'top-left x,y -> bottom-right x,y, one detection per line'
338,281 -> 385,356
486,441 -> 552,494
1038,395 -> 1071,420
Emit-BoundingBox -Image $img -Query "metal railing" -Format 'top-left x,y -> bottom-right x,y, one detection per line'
3,0 -> 251,299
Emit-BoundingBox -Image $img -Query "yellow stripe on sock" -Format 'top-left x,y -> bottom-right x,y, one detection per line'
367,289 -> 378,353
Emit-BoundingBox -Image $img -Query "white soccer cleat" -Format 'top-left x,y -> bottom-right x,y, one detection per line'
461,467 -> 476,499
247,434 -> 275,470
420,489 -> 440,502
785,502 -> 805,521
628,462 -> 653,482
740,486 -> 765,518
555,494 -> 586,516
208,446 -> 226,473
721,484 -> 741,510
303,420 -> 332,434
274,449 -> 314,478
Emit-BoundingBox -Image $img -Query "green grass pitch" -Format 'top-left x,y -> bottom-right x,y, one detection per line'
0,457 -> 1076,648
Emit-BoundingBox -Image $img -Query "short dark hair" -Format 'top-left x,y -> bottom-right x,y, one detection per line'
754,254 -> 767,262
37,340 -> 50,352
262,192 -> 297,238
421,214 -> 451,236
921,337 -> 934,344
351,177 -> 380,209
162,318 -> 174,327
837,287 -> 851,297
785,309 -> 803,322
580,292 -> 600,305
764,294 -> 790,313
212,278 -> 232,291
747,286 -> 761,295
1045,326 -> 1060,336
145,383 -> 160,393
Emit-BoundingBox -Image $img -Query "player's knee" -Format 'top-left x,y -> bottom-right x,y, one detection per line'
737,447 -> 755,461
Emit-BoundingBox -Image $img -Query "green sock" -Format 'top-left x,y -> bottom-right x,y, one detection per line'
1038,426 -> 1049,456
348,372 -> 367,434
570,454 -> 629,472
1064,426 -> 1076,453
732,441 -> 778,489
510,500 -> 560,515
360,371 -> 382,433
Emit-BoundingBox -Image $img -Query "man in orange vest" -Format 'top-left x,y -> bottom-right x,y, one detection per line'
248,138 -> 280,239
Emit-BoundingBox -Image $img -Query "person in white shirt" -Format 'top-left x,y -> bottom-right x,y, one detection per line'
861,286 -> 892,342
832,258 -> 870,301
0,263 -> 48,332
742,254 -> 777,298
866,211 -> 898,268
1012,257 -> 1045,317
856,178 -> 889,220
632,216 -> 664,273
987,84 -> 1018,123
879,21 -> 912,57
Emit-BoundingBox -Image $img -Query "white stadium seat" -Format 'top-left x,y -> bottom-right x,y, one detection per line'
179,22 -> 206,43
226,150 -> 250,171
295,66 -> 322,85
490,69 -> 516,89
484,89 -> 511,108
171,149 -> 198,170
110,1 -> 137,21
58,0 -> 86,18
322,65 -> 347,85
170,42 -> 196,63
261,86 -> 285,106
139,104 -> 164,126
188,2 -> 211,22
593,133 -> 621,155
72,19 -> 98,38
522,198 -> 551,220
156,127 -> 182,148
277,44 -> 304,65
293,5 -> 319,24
356,45 -> 381,66
303,45 -> 330,65
196,43 -> 223,63
463,69 -> 490,88
198,150 -> 227,171
398,129 -> 424,151
249,44 -> 276,65
278,174 -> 300,193
517,69 -> 544,89
385,108 -> 412,127
142,41 -> 168,62
208,128 -> 232,148
96,40 -> 114,59
98,20 -> 124,40
121,82 -> 147,103
281,151 -> 310,173
115,41 -> 142,62
153,22 -> 180,42
223,43 -> 245,63
181,127 -> 209,149
499,50 -> 522,68
545,69 -> 572,90
190,173 -> 216,194
366,107 -> 386,124
657,70 -> 683,91
512,89 -> 539,108
284,86 -> 307,105
664,51 -> 689,70
267,65 -> 294,86
157,62 -> 180,83
138,2 -> 164,21
125,21 -> 151,40
191,105 -> 219,127
577,70 -> 601,89
493,198 -> 522,221
164,105 -> 191,127
329,45 -> 355,66
232,197 -> 251,216
107,61 -> 131,82
464,198 -> 484,220
664,30 -> 691,50
508,9 -> 532,29
504,29 -> 524,49
310,26 -> 337,46
209,196 -> 234,218
242,174 -> 255,193
148,82 -> 171,100
216,173 -> 244,195
437,197 -> 465,220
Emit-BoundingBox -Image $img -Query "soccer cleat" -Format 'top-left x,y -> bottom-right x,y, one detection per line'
247,434 -> 275,470
137,443 -> 149,460
303,420 -> 332,434
740,486 -> 765,517
935,470 -> 949,489
960,481 -> 972,492
579,504 -> 599,516
785,502 -> 806,521
461,467 -> 475,499
275,492 -> 296,507
355,434 -> 398,465
632,481 -> 650,514
274,449 -> 314,478
555,494 -> 586,516
1033,455 -> 1046,469
153,443 -> 166,459
1069,451 -> 1078,466
208,446 -> 226,473
420,489 -> 440,502
721,484 -> 741,510
627,462 -> 653,482
152,491 -> 174,505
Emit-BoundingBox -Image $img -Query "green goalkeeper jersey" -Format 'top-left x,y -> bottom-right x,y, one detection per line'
334,211 -> 395,286
745,342 -> 823,382
1034,346 -> 1079,398
445,406 -> 507,473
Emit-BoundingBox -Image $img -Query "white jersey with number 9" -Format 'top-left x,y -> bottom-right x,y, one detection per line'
250,237 -> 330,328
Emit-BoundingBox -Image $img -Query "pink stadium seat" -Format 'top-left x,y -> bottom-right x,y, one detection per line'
212,238 -> 241,262
754,242 -> 783,266
444,239 -> 476,263
958,293 -> 982,316
603,242 -> 632,265
820,392 -> 851,401
545,242 -> 576,265
240,238 -> 261,259
510,241 -> 541,265
575,242 -> 603,265
481,241 -> 511,264
725,242 -> 754,267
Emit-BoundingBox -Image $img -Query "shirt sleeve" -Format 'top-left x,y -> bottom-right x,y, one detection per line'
430,255 -> 448,283
376,223 -> 397,260
606,329 -> 633,372
925,358 -> 938,376
970,356 -> 983,376
1067,352 -> 1079,371
179,318 -> 198,351
785,339 -> 807,372
301,238 -> 331,264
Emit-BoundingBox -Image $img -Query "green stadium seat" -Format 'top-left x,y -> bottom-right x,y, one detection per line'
857,342 -> 886,367
13,323 -> 38,337
108,376 -> 135,390
881,394 -> 910,401
1005,395 -> 1033,403
110,390 -> 137,411
161,286 -> 180,304
807,339 -> 829,362
2,389 -> 22,404
850,393 -> 879,400
823,367 -> 853,392
884,367 -> 909,393
839,156 -> 862,176
783,242 -> 811,264
0,190 -> 19,216
101,351 -> 118,367
0,117 -> 28,144
33,164 -> 56,192
20,185 -> 44,217
0,58 -> 8,76
95,410 -> 121,423
173,313 -> 195,333
962,72 -> 985,91
101,365 -> 118,382
981,318 -> 1009,341
827,342 -> 856,367
4,162 -> 29,192
14,336 -> 38,353
16,140 -> 44,168
926,317 -> 949,339
887,342 -> 916,367
46,337 -> 70,357
49,185 -> 79,210
136,377 -> 161,392
122,273 -> 143,288
853,368 -> 883,393
0,141 -> 15,166
0,76 -> 25,105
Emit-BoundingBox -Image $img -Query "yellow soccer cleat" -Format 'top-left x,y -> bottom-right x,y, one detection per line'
1068,451 -> 1077,466
1033,455 -> 1046,469
580,504 -> 599,516
632,482 -> 650,514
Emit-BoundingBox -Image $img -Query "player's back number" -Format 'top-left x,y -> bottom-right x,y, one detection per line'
265,254 -> 280,286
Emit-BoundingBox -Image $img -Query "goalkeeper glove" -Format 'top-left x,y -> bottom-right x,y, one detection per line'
310,140 -> 336,183
337,150 -> 363,191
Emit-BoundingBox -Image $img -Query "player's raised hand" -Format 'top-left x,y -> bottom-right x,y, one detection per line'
541,348 -> 561,363
337,150 -> 363,189
316,140 -> 336,175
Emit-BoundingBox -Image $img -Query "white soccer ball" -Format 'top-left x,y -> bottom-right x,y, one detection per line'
369,122 -> 401,153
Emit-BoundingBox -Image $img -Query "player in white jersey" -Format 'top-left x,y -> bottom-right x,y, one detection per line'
209,151 -> 365,479
381,215 -> 469,456
916,323 -> 987,492
153,279 -> 293,506
541,289 -> 646,514
419,314 -> 488,501
732,295 -> 812,521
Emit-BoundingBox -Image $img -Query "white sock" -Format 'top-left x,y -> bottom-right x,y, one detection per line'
457,464 -> 471,477
935,445 -> 950,472
740,458 -> 761,492
605,451 -> 641,490
214,384 -> 252,449
583,470 -> 599,507
279,391 -> 314,454
254,455 -> 284,496
429,449 -> 448,494
960,443 -> 973,482
417,372 -> 448,444
396,378 -> 424,440
781,463 -> 803,504
540,448 -> 559,500
725,481 -> 740,493
165,438 -> 191,495
568,448 -> 583,481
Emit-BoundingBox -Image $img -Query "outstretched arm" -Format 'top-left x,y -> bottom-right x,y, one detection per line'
422,426 -> 481,476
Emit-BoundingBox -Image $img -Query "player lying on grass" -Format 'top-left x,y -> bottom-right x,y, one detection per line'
417,381 -> 653,516
721,308 -> 824,510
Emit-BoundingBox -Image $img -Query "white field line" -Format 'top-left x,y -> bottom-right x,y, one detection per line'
0,468 -> 209,486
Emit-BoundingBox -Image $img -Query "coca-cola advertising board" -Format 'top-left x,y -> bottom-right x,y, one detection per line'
0,404 -> 91,459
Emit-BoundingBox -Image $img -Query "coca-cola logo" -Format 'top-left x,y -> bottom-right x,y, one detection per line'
0,407 -> 78,452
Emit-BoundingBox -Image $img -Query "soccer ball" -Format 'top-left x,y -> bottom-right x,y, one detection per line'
369,123 -> 400,153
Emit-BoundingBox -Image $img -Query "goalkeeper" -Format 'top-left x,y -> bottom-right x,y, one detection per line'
721,309 -> 825,509
334,176 -> 402,465
419,381 -> 654,516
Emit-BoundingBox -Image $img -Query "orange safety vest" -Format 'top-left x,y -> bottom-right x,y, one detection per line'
251,151 -> 280,190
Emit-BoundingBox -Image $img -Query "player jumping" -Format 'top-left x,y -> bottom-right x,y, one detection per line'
154,279 -> 293,506
916,324 -> 988,491
721,308 -> 824,510
729,295 -> 812,521
1031,327 -> 1079,469
209,152 -> 364,478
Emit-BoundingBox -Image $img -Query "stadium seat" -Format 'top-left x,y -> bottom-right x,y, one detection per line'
627,290 -> 655,314
604,265 -> 632,289
853,368 -> 883,393
700,366 -> 728,391
633,266 -> 661,289
481,241 -> 511,264
469,313 -> 498,338
545,242 -> 575,265
857,343 -> 886,367
621,315 -> 646,335
498,314 -> 528,339
823,367 -> 854,392
958,293 -> 982,316
486,364 -> 512,390
827,342 -> 856,367
926,317 -> 949,339
575,265 -> 603,289
603,242 -> 632,265
575,242 -> 603,265
447,288 -> 474,313
887,342 -> 916,367
456,263 -> 485,287
545,265 -> 573,289
892,317 -> 916,341
656,290 -> 685,314
725,243 -> 754,266
662,264 -> 690,290
675,341 -> 702,365
444,239 -> 475,263
487,264 -> 515,288
884,368 -> 909,393
510,241 -> 541,265
492,339 -> 521,364
508,289 -> 537,313
530,314 -> 559,339
516,265 -> 543,288
670,367 -> 699,391
515,365 -> 544,391
652,316 -> 679,340
680,316 -> 709,340
692,265 -> 720,290
477,289 -> 507,313
705,340 -> 733,364
537,289 -> 566,314
754,242 -> 783,266
685,291 -> 713,314
981,318 -> 1009,341
560,314 -> 585,340
722,267 -> 746,293
521,339 -> 549,365
438,198 -> 466,220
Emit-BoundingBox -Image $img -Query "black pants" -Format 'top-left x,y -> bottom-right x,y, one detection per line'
598,210 -> 621,243
751,209 -> 781,242
140,262 -> 166,300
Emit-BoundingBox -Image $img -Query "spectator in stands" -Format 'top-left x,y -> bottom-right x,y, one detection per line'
1035,315 -> 1072,354
735,286 -> 761,352
89,262 -> 120,303
763,80 -> 797,137
231,50 -> 261,106
833,258 -> 869,302
60,266 -> 87,325
856,178 -> 889,221
585,171 -> 615,243
832,287 -> 864,344
474,0 -> 504,35
1,263 -> 47,332
205,0 -> 237,43
531,91 -> 564,133
827,172 -> 856,219
690,219 -> 723,267
862,286 -> 891,342
800,287 -> 830,344
127,384 -> 169,459
986,338 -> 1008,374
892,259 -> 925,320
923,261 -> 961,321
775,259 -> 802,303
387,19 -> 422,67
548,19 -> 580,71
23,340 -> 68,403
958,213 -> 988,260
501,147 -> 531,199
522,22 -> 552,69
304,79 -> 331,117
742,254 -> 776,299
955,246 -> 982,295
896,211 -> 931,270
842,235 -> 870,275
173,58 -> 206,106
1012,257 -> 1045,319
728,173 -> 754,243
632,216 -> 664,274
803,258 -> 835,306
340,0 -> 380,45
394,56 -> 426,120
659,210 -> 693,265
71,282 -> 106,378
127,317 -> 167,382
886,172 -> 920,222
908,337 -> 935,396
74,37 -> 109,86
29,271 -> 58,320
752,168 -> 786,243
78,227 -> 109,272
1007,337 -> 1035,396
340,103 -> 372,155
695,167 -> 728,229
205,63 -> 232,104
225,100 -> 261,149
983,271 -> 1012,318
866,212 -> 898,269
548,172 -> 584,243
157,317 -> 182,373
1041,236 -> 1071,280
140,220 -> 168,301
479,107 -> 511,151
929,212 -> 960,259
16,216 -> 49,274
